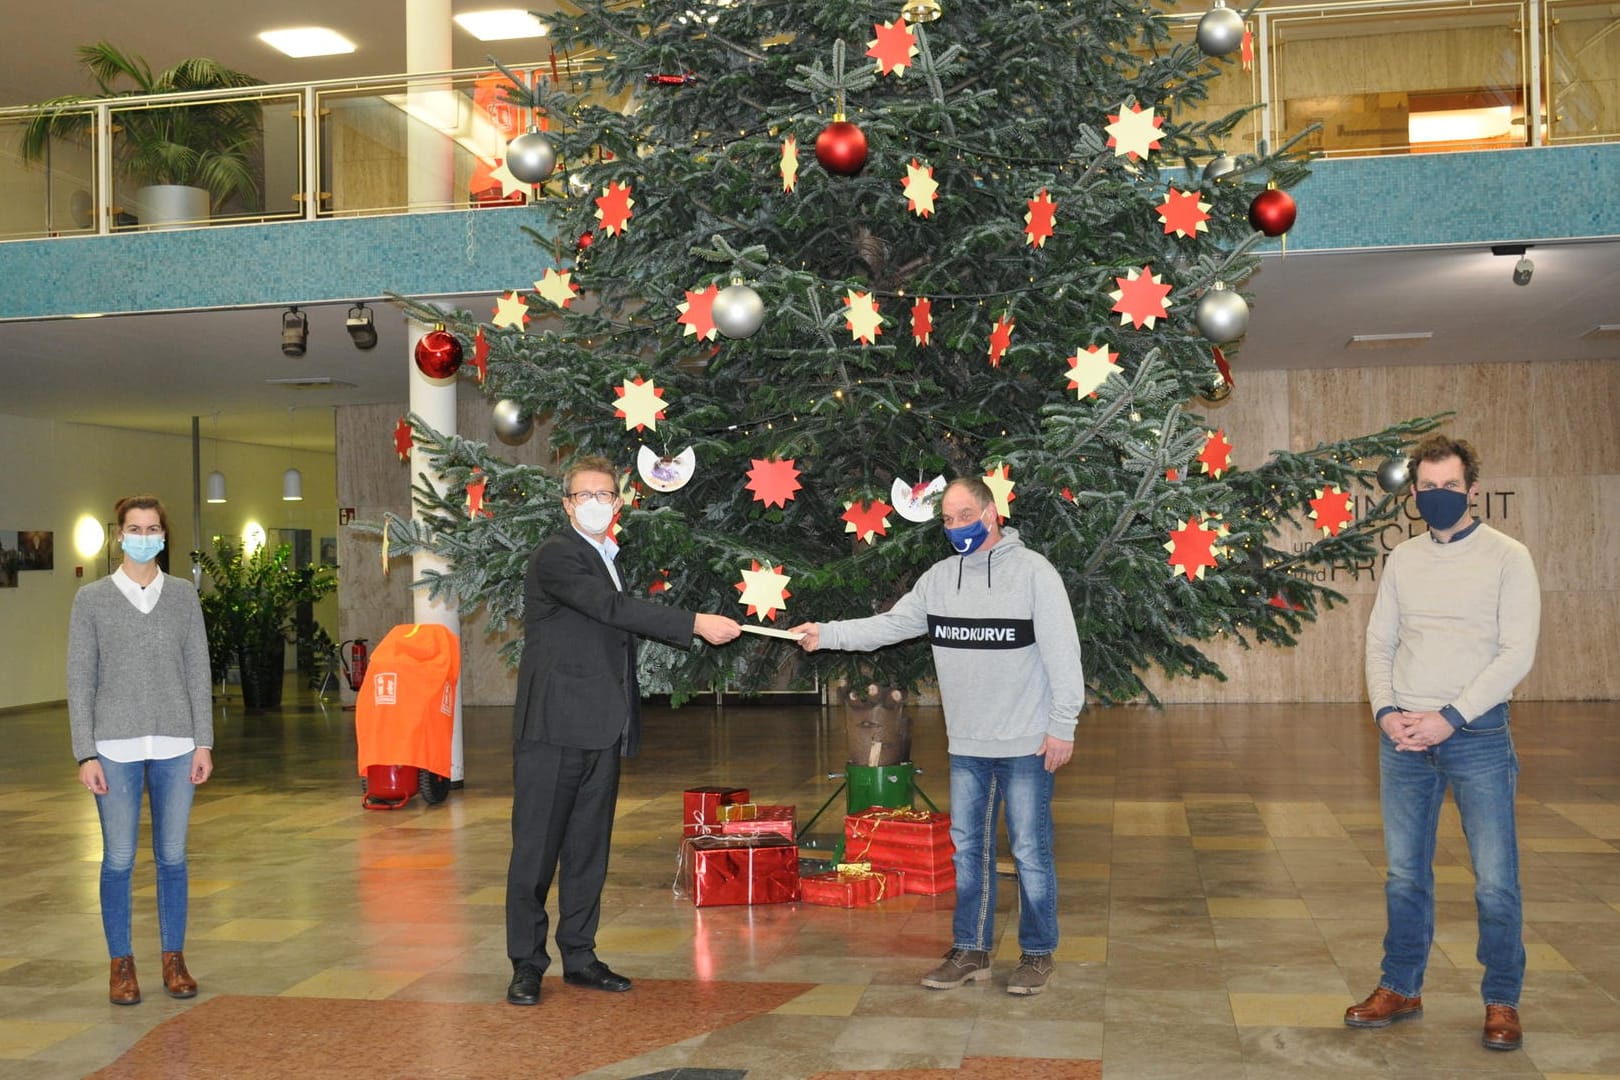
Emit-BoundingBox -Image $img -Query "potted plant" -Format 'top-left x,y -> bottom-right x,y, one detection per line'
195,539 -> 336,710
19,42 -> 263,227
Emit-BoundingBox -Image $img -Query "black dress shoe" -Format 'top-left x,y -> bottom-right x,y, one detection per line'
563,960 -> 631,992
506,963 -> 541,1006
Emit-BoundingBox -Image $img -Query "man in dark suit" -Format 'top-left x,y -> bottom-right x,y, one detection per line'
506,455 -> 741,1006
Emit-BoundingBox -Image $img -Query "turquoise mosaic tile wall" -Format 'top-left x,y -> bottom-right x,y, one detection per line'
1,143 -> 1615,321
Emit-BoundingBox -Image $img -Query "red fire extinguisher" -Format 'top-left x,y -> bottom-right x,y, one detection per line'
340,638 -> 369,692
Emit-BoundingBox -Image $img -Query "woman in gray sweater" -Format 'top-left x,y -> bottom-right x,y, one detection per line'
67,494 -> 214,1005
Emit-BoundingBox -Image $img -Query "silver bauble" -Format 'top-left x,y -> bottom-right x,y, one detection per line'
1194,283 -> 1249,343
712,283 -> 765,339
1196,0 -> 1246,56
505,129 -> 556,184
567,171 -> 592,198
1376,457 -> 1411,494
1203,153 -> 1238,183
492,399 -> 534,443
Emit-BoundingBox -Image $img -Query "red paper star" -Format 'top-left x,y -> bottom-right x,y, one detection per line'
866,17 -> 918,76
1156,187 -> 1212,238
841,499 -> 894,544
392,417 -> 413,462
469,327 -> 490,385
466,469 -> 492,519
735,560 -> 792,622
648,569 -> 671,595
1109,265 -> 1172,329
1269,591 -> 1304,611
1212,346 -> 1234,387
677,284 -> 719,341
1061,488 -> 1077,503
745,458 -> 802,508
1196,429 -> 1233,478
1166,516 -> 1221,582
1308,485 -> 1354,536
594,181 -> 634,236
1024,188 -> 1057,248
911,298 -> 933,346
987,314 -> 1015,367
1166,468 -> 1179,482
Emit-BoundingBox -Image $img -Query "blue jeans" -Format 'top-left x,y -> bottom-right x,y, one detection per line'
1378,702 -> 1523,1006
95,753 -> 196,958
948,753 -> 1058,955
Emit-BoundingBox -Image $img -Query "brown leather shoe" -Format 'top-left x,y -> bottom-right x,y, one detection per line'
109,956 -> 140,1005
161,951 -> 198,999
1483,1004 -> 1522,1050
1344,986 -> 1422,1028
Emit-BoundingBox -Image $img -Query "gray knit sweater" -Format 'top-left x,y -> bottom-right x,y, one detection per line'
66,575 -> 215,761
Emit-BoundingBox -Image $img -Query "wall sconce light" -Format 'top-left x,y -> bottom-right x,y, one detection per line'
282,306 -> 308,357
346,303 -> 379,349
74,514 -> 106,559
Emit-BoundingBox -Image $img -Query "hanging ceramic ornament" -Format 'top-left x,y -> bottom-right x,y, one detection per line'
890,475 -> 947,522
637,445 -> 697,492
1196,0 -> 1246,56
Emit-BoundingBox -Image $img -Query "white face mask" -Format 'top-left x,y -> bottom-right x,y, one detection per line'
573,499 -> 615,535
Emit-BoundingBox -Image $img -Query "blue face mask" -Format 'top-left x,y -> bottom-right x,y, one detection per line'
1414,488 -> 1470,530
121,534 -> 166,564
944,511 -> 990,555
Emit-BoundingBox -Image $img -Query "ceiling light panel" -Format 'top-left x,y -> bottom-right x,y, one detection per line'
259,28 -> 357,58
454,10 -> 549,40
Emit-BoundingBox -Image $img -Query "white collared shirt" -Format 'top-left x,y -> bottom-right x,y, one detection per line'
573,526 -> 622,591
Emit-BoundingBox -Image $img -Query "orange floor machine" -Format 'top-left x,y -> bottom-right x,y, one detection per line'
353,623 -> 460,809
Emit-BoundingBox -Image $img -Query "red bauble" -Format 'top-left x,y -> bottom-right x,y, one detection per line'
414,329 -> 463,379
815,119 -> 868,175
1248,188 -> 1297,237
576,230 -> 595,251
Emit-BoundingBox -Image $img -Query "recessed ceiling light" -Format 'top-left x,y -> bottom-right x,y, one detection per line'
1345,332 -> 1434,349
454,9 -> 549,40
259,28 -> 357,58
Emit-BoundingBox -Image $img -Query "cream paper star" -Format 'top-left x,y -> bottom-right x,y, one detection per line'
844,290 -> 884,344
1064,344 -> 1122,399
535,267 -> 580,309
737,562 -> 792,622
491,291 -> 530,329
780,135 -> 799,193
1104,102 -> 1164,161
488,157 -> 525,198
614,376 -> 666,432
903,159 -> 938,217
983,464 -> 1015,520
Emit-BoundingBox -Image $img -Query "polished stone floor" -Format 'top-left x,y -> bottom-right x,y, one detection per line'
2,688 -> 1618,1079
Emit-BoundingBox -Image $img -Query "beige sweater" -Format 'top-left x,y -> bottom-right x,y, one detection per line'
1365,523 -> 1540,724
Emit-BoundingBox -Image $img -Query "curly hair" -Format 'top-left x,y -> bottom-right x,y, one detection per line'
1408,434 -> 1480,488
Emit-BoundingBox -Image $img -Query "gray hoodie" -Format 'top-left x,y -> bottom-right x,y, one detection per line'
819,528 -> 1086,756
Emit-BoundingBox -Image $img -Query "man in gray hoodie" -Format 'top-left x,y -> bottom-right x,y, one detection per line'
792,476 -> 1085,996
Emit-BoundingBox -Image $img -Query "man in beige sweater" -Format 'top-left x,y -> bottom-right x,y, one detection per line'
1345,434 -> 1540,1051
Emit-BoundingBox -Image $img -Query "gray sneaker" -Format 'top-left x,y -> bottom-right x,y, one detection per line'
919,947 -> 991,989
1007,952 -> 1054,996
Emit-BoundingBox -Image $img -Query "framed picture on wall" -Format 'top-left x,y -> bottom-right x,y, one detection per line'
320,537 -> 337,567
18,531 -> 53,571
0,531 -> 18,589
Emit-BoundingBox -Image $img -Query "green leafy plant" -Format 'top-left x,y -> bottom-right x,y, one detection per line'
19,42 -> 263,210
194,539 -> 336,708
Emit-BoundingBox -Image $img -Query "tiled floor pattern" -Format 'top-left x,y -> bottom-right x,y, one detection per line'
0,693 -> 1617,1078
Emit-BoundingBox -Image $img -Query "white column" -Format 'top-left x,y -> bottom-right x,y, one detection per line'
407,313 -> 464,783
406,0 -> 456,211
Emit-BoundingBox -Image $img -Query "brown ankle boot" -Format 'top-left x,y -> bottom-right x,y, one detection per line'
161,951 -> 197,998
109,956 -> 140,1005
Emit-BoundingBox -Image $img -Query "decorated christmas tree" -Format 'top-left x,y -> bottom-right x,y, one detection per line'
386,0 -> 1438,703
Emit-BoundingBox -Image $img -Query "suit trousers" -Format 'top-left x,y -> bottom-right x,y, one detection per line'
506,738 -> 621,974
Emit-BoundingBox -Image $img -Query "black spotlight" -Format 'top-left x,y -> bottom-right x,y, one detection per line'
346,303 -> 379,349
281,306 -> 308,357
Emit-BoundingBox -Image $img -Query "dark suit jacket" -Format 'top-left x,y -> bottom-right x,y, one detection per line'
512,527 -> 695,757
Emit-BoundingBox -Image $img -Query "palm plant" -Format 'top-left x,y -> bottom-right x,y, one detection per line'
195,539 -> 336,708
19,42 -> 263,210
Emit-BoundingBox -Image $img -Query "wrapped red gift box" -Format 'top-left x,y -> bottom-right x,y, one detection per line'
843,808 -> 954,877
896,865 -> 955,895
683,786 -> 751,836
720,804 -> 795,840
800,865 -> 904,907
676,834 -> 800,907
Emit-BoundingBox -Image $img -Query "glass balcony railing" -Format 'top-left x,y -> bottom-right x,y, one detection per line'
0,1 -> 1614,244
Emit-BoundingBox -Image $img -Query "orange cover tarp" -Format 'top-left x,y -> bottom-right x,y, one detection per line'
354,623 -> 459,777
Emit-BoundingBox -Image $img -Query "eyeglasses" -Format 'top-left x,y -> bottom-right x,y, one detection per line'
566,490 -> 619,505
121,524 -> 166,536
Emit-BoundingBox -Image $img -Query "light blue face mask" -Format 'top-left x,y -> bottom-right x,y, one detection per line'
121,534 -> 166,564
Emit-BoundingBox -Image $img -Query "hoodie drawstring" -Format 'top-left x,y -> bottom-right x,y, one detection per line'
956,548 -> 996,591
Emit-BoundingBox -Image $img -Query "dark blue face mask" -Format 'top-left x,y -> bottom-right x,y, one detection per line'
1414,488 -> 1470,530
944,512 -> 990,555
